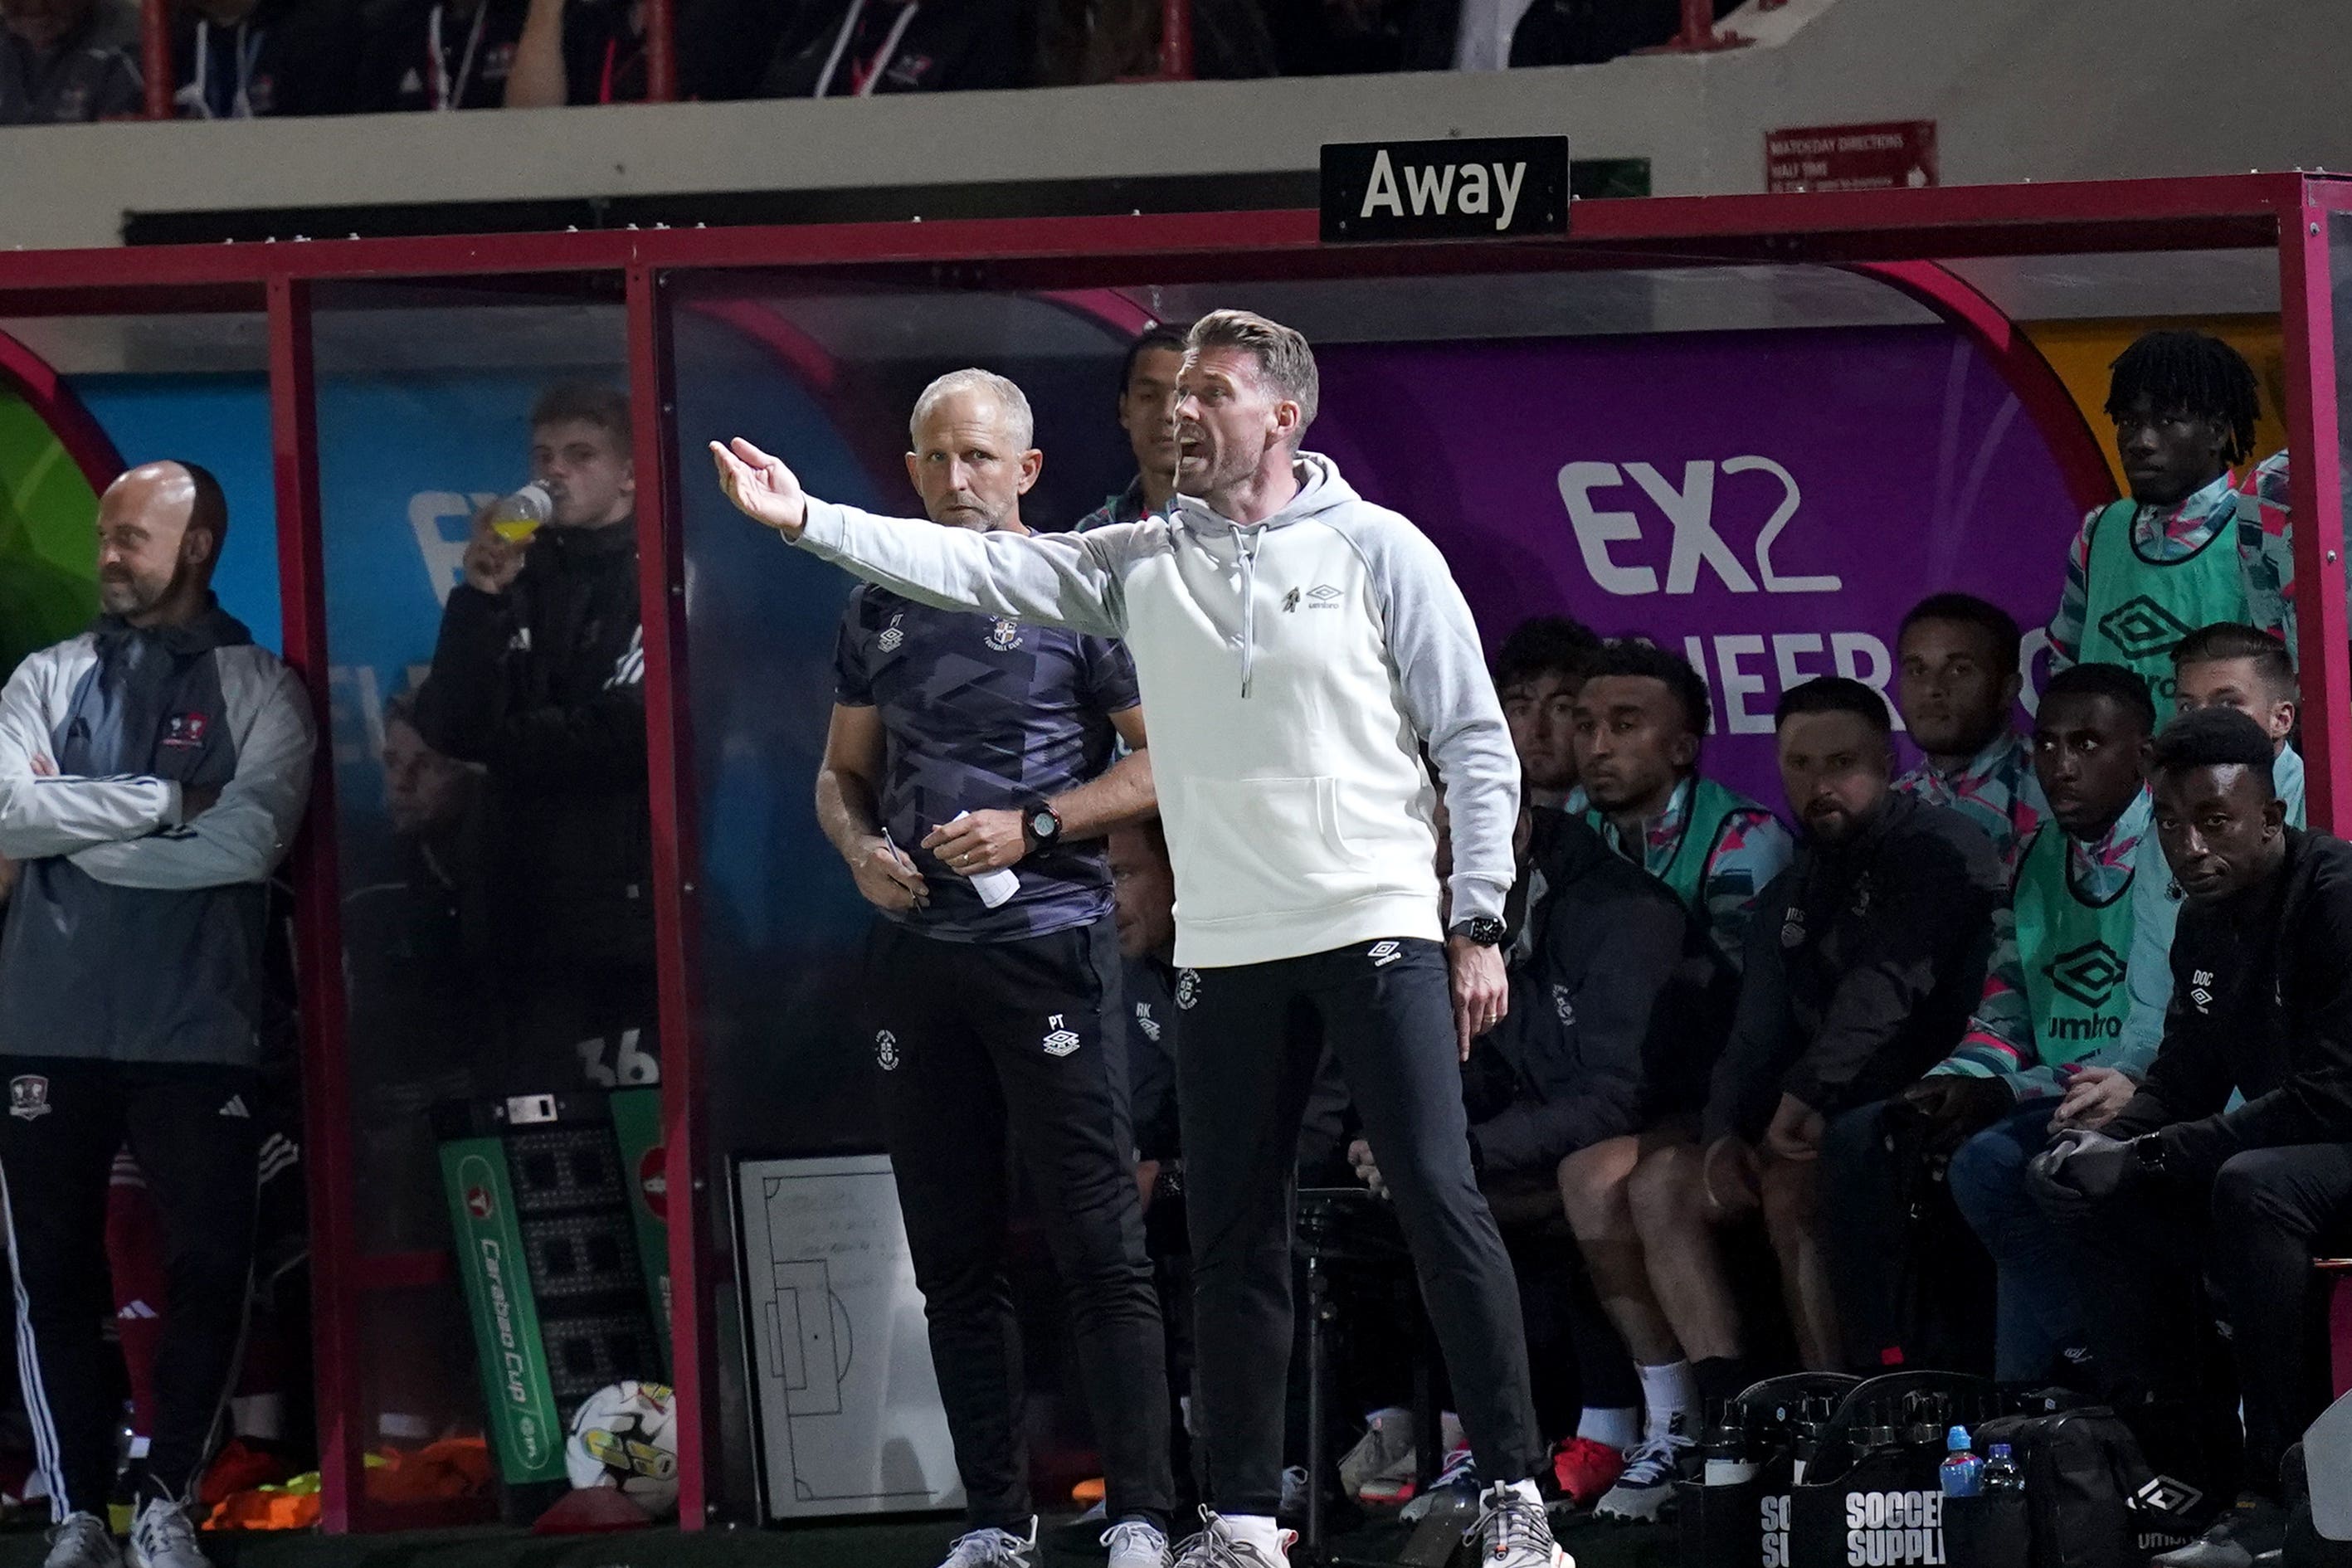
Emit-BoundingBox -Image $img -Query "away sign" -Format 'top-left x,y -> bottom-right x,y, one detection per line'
1321,136 -> 1570,244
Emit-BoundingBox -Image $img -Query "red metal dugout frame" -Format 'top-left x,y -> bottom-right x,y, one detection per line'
0,171 -> 2338,1533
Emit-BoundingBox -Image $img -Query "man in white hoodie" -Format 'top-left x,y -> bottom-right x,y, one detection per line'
713,309 -> 1565,1568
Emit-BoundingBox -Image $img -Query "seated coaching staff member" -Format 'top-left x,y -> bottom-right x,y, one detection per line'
2033,708 -> 2352,1568
821,369 -> 1172,1568
715,309 -> 1568,1568
0,462 -> 314,1568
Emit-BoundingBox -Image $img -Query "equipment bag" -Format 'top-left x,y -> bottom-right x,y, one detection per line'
1968,1405 -> 2192,1568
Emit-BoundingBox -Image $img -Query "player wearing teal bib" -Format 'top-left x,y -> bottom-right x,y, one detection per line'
2045,332 -> 2262,722
1822,664 -> 2157,1376
1917,667 -> 2161,1382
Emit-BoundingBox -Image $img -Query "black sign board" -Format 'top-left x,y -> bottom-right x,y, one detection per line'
1320,135 -> 1570,244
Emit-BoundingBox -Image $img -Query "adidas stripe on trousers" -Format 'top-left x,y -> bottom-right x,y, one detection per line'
0,1057 -> 261,1517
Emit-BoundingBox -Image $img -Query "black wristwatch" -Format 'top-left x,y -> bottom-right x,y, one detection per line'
1023,803 -> 1064,853
2130,1134 -> 2173,1181
1449,916 -> 1507,947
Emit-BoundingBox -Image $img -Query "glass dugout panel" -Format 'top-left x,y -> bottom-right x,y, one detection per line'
309,280 -> 653,1478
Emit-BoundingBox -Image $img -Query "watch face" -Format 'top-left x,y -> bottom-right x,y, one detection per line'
1029,810 -> 1056,840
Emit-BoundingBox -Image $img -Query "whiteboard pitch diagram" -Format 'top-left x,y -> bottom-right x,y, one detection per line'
733,1154 -> 964,1520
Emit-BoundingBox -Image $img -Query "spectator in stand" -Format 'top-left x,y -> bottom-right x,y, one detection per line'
1079,326 -> 1188,534
170,0 -> 363,117
2031,707 -> 2352,1568
505,0 -> 643,105
0,0 -> 139,124
357,0 -> 528,110
1838,663 -> 2155,1379
1598,679 -> 2003,1520
762,0 -> 1032,97
411,382 -> 654,1093
1038,0 -> 1275,82
1494,616 -> 1600,811
1270,0 -> 1737,74
1892,592 -> 2044,867
2045,331 -> 2262,720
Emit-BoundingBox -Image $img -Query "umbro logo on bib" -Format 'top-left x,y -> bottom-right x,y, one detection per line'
2095,595 -> 2194,660
2043,939 -> 2124,1010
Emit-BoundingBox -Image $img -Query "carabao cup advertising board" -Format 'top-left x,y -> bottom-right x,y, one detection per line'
1312,325 -> 2079,805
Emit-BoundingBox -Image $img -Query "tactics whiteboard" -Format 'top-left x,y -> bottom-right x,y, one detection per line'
733,1153 -> 964,1521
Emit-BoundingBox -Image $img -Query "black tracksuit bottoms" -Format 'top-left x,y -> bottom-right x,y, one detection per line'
2048,1142 -> 2352,1494
866,918 -> 1173,1532
1178,937 -> 1545,1517
0,1057 -> 261,1518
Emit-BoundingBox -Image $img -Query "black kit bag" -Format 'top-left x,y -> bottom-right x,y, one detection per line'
1965,1405 -> 2187,1568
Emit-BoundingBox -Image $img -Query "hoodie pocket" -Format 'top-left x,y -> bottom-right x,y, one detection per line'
1176,775 -> 1361,923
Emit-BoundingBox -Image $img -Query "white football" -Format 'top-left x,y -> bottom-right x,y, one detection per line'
565,1380 -> 679,1515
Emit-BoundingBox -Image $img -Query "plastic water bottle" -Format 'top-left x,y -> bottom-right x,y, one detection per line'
1939,1426 -> 1984,1497
1983,1443 -> 2023,1495
488,482 -> 553,543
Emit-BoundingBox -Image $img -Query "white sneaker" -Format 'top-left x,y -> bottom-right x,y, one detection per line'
1169,1512 -> 1293,1566
1468,1481 -> 1572,1567
1103,1519 -> 1171,1568
126,1500 -> 207,1568
937,1519 -> 1037,1567
43,1514 -> 120,1568
1593,1426 -> 1696,1524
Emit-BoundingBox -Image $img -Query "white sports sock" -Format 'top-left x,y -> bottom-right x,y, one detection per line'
1507,1478 -> 1544,1505
1577,1405 -> 1643,1449
1637,1360 -> 1700,1440
1225,1514 -> 1286,1559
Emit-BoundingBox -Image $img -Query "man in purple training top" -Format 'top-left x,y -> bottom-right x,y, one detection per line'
816,368 -> 1173,1568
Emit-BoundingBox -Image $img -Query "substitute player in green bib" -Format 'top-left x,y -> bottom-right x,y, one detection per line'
1925,666 -> 2161,1383
2046,332 -> 2262,721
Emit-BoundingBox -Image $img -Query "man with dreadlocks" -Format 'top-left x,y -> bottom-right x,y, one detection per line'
2046,330 -> 2263,722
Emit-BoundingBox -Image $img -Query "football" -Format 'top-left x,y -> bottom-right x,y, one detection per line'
565,1381 -> 680,1515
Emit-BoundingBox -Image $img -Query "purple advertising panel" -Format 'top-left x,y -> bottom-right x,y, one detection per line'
1312,324 -> 2089,810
